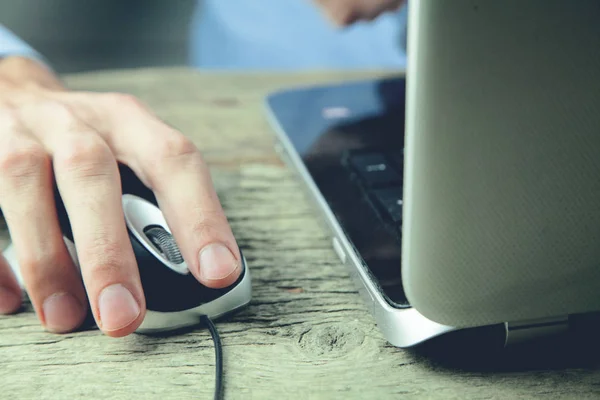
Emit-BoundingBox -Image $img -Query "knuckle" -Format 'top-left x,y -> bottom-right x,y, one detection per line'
53,135 -> 113,176
104,92 -> 144,111
155,133 -> 198,161
189,211 -> 229,242
27,100 -> 75,128
19,247 -> 66,279
0,139 -> 48,185
145,133 -> 200,188
80,239 -> 128,278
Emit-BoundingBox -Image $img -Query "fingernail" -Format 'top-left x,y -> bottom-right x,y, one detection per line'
0,286 -> 21,314
98,284 -> 140,332
42,292 -> 85,333
199,243 -> 239,281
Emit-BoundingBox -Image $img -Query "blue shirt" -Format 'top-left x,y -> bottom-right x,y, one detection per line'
1,1 -> 407,70
189,0 -> 407,70
0,24 -> 46,65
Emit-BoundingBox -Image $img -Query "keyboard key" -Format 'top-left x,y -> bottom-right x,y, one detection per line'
389,151 -> 404,173
347,153 -> 401,187
371,187 -> 403,223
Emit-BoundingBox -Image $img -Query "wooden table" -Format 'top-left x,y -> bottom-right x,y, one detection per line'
1,68 -> 600,399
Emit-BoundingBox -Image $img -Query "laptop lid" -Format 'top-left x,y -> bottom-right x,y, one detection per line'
402,0 -> 600,328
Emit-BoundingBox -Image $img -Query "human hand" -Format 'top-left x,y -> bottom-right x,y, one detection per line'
313,0 -> 405,27
0,56 -> 242,337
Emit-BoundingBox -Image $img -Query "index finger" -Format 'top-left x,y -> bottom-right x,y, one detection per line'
18,100 -> 146,336
64,93 -> 242,289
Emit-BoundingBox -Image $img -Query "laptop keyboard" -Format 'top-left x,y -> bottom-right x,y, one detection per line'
343,149 -> 404,234
346,153 -> 402,186
371,187 -> 403,224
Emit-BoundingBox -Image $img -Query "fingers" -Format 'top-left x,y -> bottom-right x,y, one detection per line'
0,109 -> 86,331
91,93 -> 242,289
0,254 -> 22,315
318,0 -> 360,26
17,101 -> 145,337
141,133 -> 242,289
3,88 -> 240,341
315,0 -> 405,26
1,87 -> 238,337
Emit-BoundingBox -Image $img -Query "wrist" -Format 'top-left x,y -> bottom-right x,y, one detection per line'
0,56 -> 65,92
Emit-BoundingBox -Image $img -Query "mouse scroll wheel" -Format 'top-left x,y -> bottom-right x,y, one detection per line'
143,225 -> 184,264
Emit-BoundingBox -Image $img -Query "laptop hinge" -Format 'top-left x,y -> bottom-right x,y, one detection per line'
504,316 -> 569,347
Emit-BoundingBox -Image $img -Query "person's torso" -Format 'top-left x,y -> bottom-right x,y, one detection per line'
189,0 -> 407,70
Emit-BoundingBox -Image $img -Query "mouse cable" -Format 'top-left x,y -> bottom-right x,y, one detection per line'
200,315 -> 224,400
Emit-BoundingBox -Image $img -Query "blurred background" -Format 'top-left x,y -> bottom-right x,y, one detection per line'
1,0 -> 407,74
0,0 -> 194,73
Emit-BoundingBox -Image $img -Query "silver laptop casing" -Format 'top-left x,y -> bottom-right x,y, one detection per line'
403,0 -> 600,329
267,0 -> 600,347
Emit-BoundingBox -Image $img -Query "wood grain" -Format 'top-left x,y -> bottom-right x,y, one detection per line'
1,68 -> 600,399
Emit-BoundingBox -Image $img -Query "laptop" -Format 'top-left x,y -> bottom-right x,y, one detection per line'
264,0 -> 600,348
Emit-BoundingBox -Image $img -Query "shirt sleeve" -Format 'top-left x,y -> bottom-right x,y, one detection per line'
0,24 -> 49,67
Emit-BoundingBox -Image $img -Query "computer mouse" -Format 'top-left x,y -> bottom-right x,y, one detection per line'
1,164 -> 252,334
